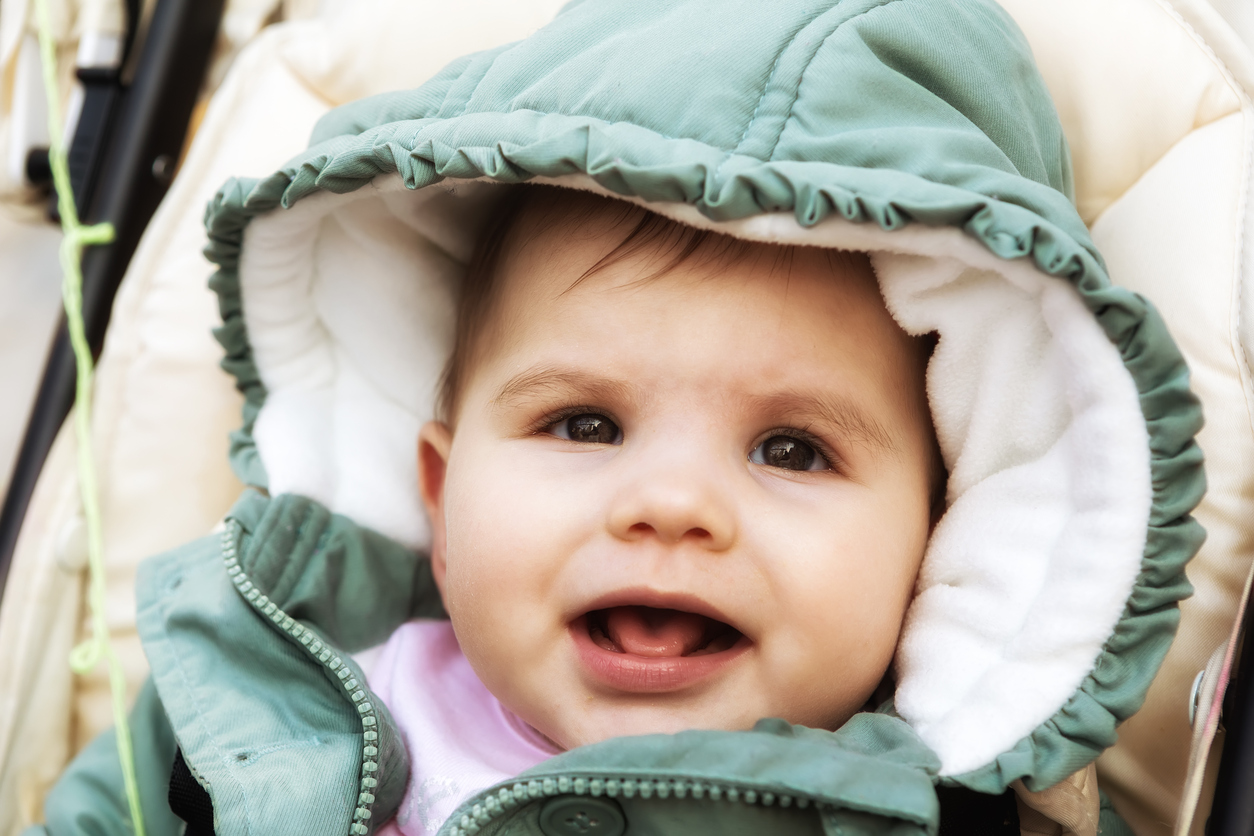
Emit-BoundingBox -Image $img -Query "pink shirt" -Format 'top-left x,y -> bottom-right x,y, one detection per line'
368,620 -> 559,835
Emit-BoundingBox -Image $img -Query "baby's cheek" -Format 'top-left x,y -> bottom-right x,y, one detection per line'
439,446 -> 577,640
439,459 -> 581,735
445,445 -> 534,556
772,501 -> 922,675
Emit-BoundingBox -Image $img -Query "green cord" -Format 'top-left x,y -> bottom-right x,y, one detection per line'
33,3 -> 146,834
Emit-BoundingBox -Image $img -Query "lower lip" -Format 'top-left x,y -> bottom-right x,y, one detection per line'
570,617 -> 750,693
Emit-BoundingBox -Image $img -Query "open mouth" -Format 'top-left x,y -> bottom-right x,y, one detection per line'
572,605 -> 749,693
587,606 -> 743,657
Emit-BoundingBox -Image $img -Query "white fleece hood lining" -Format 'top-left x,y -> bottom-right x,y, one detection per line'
238,174 -> 1152,777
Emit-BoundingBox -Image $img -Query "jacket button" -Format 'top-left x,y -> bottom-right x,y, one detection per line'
538,796 -> 626,836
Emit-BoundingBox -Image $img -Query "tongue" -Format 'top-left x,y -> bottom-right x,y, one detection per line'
603,606 -> 711,657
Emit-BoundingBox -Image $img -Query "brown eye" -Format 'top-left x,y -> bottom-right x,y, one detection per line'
553,413 -> 621,444
751,435 -> 823,471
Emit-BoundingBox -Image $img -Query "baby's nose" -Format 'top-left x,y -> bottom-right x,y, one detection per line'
626,519 -> 713,544
607,474 -> 736,551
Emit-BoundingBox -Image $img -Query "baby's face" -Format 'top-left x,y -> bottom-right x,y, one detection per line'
419,205 -> 936,750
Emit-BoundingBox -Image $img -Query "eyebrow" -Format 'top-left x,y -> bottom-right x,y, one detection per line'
493,366 -> 637,410
748,391 -> 899,456
493,367 -> 898,455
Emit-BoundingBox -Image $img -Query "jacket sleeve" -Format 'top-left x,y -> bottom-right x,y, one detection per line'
22,678 -> 187,836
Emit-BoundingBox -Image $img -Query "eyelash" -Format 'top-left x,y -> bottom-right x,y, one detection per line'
751,427 -> 843,473
528,405 -> 618,436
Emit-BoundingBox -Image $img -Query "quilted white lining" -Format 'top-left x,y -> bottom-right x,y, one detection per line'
238,173 -> 1152,776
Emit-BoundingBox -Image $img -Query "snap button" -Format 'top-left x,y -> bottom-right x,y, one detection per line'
538,796 -> 626,836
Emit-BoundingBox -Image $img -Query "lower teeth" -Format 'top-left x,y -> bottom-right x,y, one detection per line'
589,621 -> 621,654
688,629 -> 739,656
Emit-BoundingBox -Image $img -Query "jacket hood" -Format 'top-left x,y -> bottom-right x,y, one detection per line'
201,0 -> 1203,806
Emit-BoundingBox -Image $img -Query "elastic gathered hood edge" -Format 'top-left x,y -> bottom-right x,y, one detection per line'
202,0 -> 1205,796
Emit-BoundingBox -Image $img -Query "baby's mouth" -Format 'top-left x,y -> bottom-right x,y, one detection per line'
586,606 -> 743,657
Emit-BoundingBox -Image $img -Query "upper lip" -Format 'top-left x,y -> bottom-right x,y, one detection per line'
570,587 -> 746,637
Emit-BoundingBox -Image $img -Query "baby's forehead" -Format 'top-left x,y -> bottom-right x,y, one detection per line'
495,226 -> 909,389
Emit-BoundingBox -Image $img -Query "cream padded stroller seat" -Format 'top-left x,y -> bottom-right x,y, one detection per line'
0,0 -> 1250,833
996,2 -> 1254,833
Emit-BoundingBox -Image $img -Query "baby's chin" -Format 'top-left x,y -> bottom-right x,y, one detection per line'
520,696 -> 860,752
537,705 -> 752,751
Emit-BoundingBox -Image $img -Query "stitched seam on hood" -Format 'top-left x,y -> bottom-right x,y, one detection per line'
760,0 -> 902,162
730,33 -> 795,156
459,51 -> 502,118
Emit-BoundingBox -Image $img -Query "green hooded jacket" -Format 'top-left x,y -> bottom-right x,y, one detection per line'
30,0 -> 1204,834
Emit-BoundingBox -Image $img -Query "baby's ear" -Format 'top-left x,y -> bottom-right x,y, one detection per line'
418,421 -> 454,592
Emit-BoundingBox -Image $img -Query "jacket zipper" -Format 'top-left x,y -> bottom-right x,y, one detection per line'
221,520 -> 383,835
442,775 -> 812,836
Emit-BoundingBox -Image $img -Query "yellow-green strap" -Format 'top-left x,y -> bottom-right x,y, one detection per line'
33,2 -> 145,833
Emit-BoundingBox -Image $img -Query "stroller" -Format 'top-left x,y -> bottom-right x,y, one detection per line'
0,0 -> 1251,833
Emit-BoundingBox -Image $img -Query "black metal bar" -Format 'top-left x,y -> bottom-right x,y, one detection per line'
1206,593 -> 1254,834
66,66 -> 124,217
0,0 -> 226,599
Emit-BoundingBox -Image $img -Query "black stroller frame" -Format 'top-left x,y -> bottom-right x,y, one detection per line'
0,0 -> 225,593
